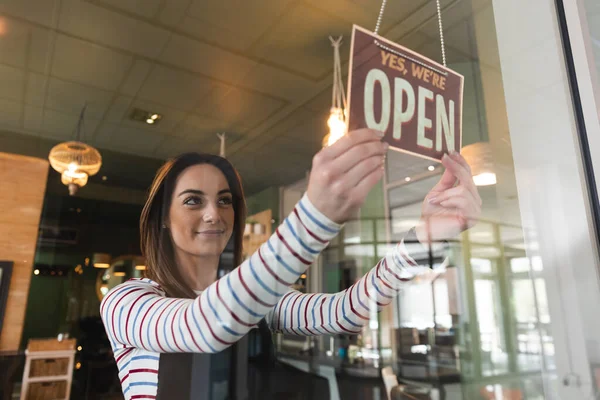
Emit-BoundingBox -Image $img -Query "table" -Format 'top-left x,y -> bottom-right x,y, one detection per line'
396,360 -> 462,400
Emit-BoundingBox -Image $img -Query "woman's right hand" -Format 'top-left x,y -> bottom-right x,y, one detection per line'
307,129 -> 388,224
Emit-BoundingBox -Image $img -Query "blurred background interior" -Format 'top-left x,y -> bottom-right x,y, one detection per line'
1,0 -> 600,399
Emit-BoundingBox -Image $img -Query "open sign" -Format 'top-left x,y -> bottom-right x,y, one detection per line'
347,25 -> 464,162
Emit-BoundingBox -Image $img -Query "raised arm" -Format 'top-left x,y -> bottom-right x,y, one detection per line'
266,233 -> 435,335
267,151 -> 482,336
100,195 -> 341,353
101,129 -> 389,354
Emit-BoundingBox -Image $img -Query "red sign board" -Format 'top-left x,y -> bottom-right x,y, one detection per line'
347,25 -> 464,162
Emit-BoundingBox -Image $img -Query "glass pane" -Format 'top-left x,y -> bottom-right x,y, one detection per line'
343,220 -> 362,244
475,280 -> 508,376
3,0 -> 597,398
399,284 -> 434,329
583,0 -> 600,82
472,258 -> 494,275
386,148 -> 441,185
389,203 -> 421,243
469,222 -> 496,245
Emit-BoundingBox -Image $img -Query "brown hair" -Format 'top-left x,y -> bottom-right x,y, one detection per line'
140,152 -> 246,298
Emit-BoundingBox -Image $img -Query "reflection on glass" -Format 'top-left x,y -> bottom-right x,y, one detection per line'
472,258 -> 493,274
469,222 -> 496,245
475,280 -> 507,376
343,220 -> 362,244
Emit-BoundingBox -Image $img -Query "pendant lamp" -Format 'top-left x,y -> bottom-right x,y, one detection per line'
48,104 -> 102,195
461,141 -> 497,186
92,253 -> 111,269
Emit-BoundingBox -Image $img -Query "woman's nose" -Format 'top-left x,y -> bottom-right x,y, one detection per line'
203,204 -> 221,224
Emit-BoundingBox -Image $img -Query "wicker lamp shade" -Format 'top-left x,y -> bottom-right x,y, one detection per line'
461,142 -> 497,186
49,141 -> 102,195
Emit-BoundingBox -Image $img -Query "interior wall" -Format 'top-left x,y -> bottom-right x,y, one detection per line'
245,186 -> 280,225
0,152 -> 48,351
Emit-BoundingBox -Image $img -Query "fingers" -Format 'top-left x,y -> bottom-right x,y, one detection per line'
349,164 -> 385,205
317,129 -> 384,162
432,186 -> 482,226
450,151 -> 472,173
429,185 -> 482,208
441,152 -> 480,201
333,153 -> 384,193
441,153 -> 471,184
324,154 -> 384,214
431,167 -> 457,194
436,196 -> 480,228
334,141 -> 388,174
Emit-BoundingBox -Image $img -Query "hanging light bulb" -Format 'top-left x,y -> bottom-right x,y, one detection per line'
324,36 -> 347,147
326,107 -> 346,147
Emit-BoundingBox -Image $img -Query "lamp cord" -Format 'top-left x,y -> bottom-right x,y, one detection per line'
74,103 -> 88,142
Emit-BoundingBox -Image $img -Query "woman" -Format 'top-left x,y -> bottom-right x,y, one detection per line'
101,129 -> 481,399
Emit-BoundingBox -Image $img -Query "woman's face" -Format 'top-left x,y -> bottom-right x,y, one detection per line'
167,164 -> 235,260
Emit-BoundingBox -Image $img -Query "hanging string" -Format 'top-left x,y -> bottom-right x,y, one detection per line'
329,36 -> 347,111
71,103 -> 88,168
217,133 -> 226,158
435,0 -> 447,67
373,0 -> 387,36
373,0 -> 448,75
330,37 -> 339,108
74,103 -> 87,142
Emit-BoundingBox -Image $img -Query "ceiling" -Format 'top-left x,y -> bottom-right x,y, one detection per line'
0,0 -> 487,198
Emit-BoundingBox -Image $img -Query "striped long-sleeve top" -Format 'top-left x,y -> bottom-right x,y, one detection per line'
100,194 -> 431,400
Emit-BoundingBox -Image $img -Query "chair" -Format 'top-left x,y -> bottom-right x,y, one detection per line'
382,368 -> 436,400
382,367 -> 399,400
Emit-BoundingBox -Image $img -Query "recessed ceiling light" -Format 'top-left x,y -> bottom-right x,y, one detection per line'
405,177 -> 411,182
428,165 -> 435,171
102,176 -> 107,181
129,108 -> 162,125
34,269 -> 40,275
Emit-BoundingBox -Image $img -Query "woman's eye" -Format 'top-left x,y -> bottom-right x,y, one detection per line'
219,197 -> 233,206
184,196 -> 202,206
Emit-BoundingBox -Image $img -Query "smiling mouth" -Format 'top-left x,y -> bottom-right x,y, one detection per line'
197,230 -> 225,236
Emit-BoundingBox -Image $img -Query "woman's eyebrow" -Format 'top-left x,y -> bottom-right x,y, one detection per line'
178,189 -> 231,197
177,189 -> 205,197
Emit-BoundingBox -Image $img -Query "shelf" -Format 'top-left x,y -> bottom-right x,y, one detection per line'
25,350 -> 76,359
26,375 -> 69,383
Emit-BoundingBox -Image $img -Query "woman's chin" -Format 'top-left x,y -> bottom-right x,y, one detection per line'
192,243 -> 226,258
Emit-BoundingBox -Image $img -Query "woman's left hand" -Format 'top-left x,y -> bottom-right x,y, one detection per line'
415,151 -> 482,244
